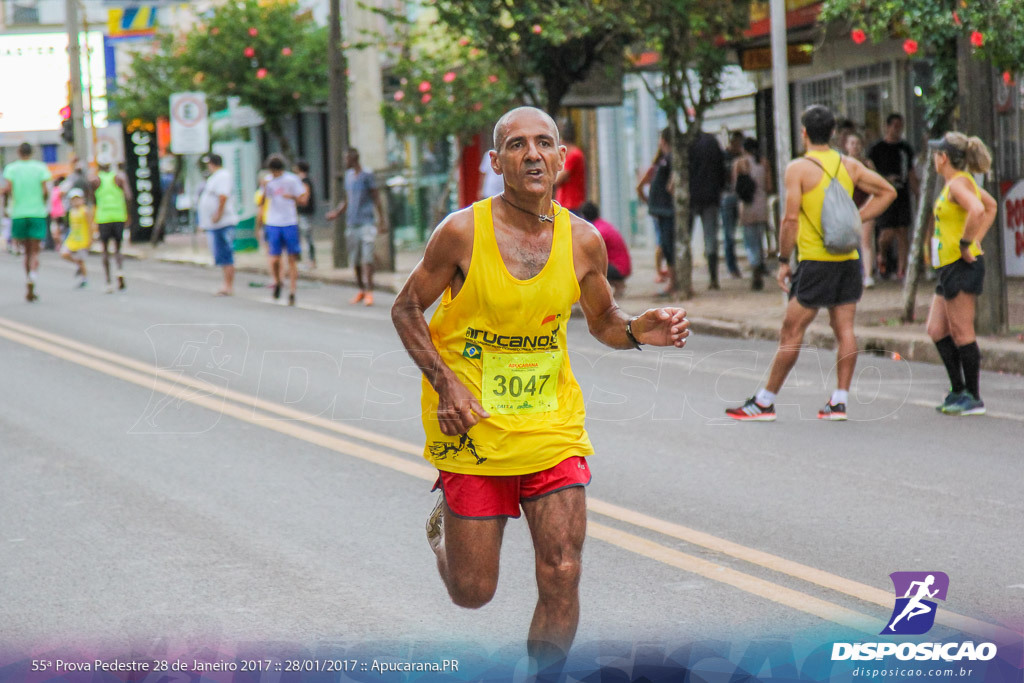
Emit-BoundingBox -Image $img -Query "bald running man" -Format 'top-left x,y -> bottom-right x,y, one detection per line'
392,107 -> 690,668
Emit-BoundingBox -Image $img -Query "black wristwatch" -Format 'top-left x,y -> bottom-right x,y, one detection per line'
959,238 -> 972,248
625,316 -> 643,350
778,253 -> 791,264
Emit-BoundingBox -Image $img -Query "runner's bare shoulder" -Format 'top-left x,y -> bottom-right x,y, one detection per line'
425,206 -> 475,270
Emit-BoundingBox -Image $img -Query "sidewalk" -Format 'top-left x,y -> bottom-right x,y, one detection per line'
126,231 -> 1024,374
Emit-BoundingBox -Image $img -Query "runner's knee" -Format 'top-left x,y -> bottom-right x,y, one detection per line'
535,554 -> 582,598
446,575 -> 497,609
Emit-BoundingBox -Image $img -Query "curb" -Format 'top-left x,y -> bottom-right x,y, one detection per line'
687,316 -> 1023,375
135,252 -> 1024,375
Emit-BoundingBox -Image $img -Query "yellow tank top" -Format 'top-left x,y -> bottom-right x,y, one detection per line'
797,149 -> 859,262
64,206 -> 92,251
932,171 -> 983,268
421,198 -> 593,475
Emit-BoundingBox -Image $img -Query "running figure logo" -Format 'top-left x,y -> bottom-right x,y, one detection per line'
881,571 -> 949,635
428,433 -> 486,465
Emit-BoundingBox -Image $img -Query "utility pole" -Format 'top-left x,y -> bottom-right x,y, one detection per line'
958,40 -> 1008,335
769,0 -> 792,214
65,0 -> 89,165
328,0 -> 350,268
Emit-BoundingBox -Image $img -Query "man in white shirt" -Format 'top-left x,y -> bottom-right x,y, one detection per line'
198,154 -> 238,296
478,149 -> 504,199
259,154 -> 308,306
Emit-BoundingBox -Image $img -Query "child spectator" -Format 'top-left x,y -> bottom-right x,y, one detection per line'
580,201 -> 631,298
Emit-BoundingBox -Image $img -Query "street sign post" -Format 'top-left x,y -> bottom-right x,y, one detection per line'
169,92 -> 209,156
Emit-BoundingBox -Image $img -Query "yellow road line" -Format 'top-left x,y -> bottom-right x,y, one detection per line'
1,316 -> 1018,641
0,324 -> 436,483
0,319 -> 881,632
588,522 -> 879,633
587,499 -> 1019,642
0,315 -> 422,457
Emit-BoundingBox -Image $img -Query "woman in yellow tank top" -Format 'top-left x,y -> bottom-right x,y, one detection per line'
925,133 -> 997,416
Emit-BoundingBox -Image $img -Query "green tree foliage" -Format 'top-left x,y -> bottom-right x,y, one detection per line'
381,21 -> 516,145
821,0 -> 1024,321
632,0 -> 751,298
820,0 -> 1024,133
116,0 -> 327,155
398,0 -> 635,115
114,35 -> 193,124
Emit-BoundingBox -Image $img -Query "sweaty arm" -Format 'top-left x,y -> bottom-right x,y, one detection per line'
575,220 -> 689,349
847,158 -> 896,223
391,211 -> 489,435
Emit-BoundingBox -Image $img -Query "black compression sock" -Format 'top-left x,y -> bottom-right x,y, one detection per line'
958,342 -> 981,400
934,336 -> 965,393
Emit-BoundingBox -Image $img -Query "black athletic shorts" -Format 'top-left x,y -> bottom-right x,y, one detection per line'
789,259 -> 863,309
935,256 -> 984,300
98,221 -> 125,244
876,197 -> 912,230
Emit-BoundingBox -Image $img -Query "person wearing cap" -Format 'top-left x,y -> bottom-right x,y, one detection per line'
198,154 -> 238,295
60,188 -> 93,287
926,133 -> 998,417
91,156 -> 133,293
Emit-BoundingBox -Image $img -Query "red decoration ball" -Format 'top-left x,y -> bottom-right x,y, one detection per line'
970,31 -> 984,48
421,93 -> 432,104
902,39 -> 918,55
249,27 -> 258,37
851,29 -> 866,45
443,72 -> 456,83
281,47 -> 292,56
244,46 -> 255,58
418,81 -> 431,93
256,68 -> 268,79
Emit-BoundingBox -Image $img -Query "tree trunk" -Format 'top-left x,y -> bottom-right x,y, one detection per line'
670,123 -> 695,299
150,155 -> 182,246
269,120 -> 296,162
900,160 -> 938,322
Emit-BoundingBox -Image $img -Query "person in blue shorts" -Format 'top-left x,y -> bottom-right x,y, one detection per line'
258,154 -> 308,306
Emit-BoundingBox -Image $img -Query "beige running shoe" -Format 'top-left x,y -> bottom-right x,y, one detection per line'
426,493 -> 445,552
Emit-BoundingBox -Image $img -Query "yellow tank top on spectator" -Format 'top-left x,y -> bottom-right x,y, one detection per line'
932,171 -> 983,268
797,149 -> 859,262
64,206 -> 92,252
420,198 -> 593,475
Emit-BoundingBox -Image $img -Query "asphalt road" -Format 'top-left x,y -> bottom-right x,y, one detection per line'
1,253 -> 1021,671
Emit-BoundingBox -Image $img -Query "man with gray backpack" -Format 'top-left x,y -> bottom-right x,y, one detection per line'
726,105 -> 896,422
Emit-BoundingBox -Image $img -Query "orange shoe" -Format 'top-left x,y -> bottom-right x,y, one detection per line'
364,292 -> 374,306
349,291 -> 365,304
